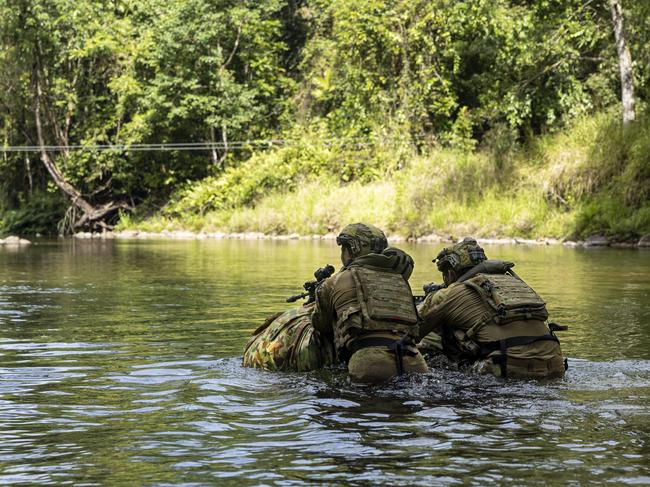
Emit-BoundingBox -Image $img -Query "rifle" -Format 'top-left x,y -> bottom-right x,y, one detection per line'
286,264 -> 336,304
414,281 -> 446,306
423,281 -> 446,295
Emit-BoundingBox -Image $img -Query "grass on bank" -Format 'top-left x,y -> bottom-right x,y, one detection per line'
114,110 -> 650,241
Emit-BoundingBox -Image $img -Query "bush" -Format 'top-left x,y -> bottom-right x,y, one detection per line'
0,192 -> 66,236
122,112 -> 650,241
163,125 -> 412,217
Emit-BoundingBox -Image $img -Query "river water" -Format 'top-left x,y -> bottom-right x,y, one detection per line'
0,239 -> 648,485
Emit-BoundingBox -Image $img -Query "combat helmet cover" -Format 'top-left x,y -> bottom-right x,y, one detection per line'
434,237 -> 487,273
336,223 -> 388,258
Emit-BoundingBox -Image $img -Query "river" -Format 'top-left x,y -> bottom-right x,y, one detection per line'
1,238 -> 649,485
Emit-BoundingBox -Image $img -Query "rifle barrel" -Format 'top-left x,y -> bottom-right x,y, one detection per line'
286,291 -> 309,303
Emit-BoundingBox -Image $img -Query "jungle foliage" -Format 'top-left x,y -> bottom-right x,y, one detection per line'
0,0 -> 648,237
124,110 -> 650,240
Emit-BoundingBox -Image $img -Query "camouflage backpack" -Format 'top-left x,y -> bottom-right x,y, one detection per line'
242,305 -> 335,372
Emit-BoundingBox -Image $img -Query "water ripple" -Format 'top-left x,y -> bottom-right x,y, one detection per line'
0,240 -> 648,484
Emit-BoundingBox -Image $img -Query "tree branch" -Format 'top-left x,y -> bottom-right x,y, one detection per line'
222,26 -> 242,69
34,43 -> 95,219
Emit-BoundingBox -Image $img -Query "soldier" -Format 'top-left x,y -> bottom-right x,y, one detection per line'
242,304 -> 335,372
419,237 -> 566,378
311,223 -> 428,384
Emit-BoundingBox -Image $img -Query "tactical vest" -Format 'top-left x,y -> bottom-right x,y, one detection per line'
336,266 -> 419,349
451,266 -> 564,378
463,272 -> 549,325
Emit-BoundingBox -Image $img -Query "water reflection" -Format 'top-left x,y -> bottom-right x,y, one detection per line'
0,239 -> 648,484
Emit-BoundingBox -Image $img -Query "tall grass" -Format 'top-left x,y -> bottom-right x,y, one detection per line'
119,111 -> 650,240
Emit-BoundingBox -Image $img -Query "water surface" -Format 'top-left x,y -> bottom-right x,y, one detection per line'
1,239 -> 648,485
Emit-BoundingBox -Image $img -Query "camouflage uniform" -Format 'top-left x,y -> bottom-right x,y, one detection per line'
312,223 -> 428,384
419,238 -> 566,379
242,304 -> 335,372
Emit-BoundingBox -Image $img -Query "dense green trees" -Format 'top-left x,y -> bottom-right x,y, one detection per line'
0,0 -> 295,230
0,0 -> 647,233
300,0 -> 649,138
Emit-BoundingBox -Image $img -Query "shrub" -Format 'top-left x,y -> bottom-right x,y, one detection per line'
0,192 -> 66,236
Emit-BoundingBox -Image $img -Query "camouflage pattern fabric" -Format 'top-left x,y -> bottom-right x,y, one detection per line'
337,223 -> 388,257
434,237 -> 487,273
242,305 -> 335,372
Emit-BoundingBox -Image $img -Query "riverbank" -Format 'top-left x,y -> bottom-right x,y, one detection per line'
116,111 -> 650,244
73,229 -> 650,249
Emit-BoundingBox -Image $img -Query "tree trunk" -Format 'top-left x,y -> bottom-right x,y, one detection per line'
209,126 -> 219,165
25,154 -> 33,194
34,69 -> 95,217
33,54 -> 129,231
610,0 -> 636,124
219,123 -> 228,169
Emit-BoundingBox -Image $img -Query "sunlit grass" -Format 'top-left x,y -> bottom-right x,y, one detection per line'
118,111 -> 650,240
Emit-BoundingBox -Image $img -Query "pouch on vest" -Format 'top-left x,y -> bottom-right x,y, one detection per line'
465,273 -> 548,325
350,267 -> 419,327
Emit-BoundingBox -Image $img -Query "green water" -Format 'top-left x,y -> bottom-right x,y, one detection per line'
1,239 -> 649,485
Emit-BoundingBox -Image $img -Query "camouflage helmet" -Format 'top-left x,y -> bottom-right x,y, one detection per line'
336,223 -> 388,258
434,237 -> 487,273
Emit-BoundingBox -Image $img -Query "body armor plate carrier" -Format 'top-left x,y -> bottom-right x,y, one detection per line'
344,266 -> 419,338
465,273 -> 549,325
